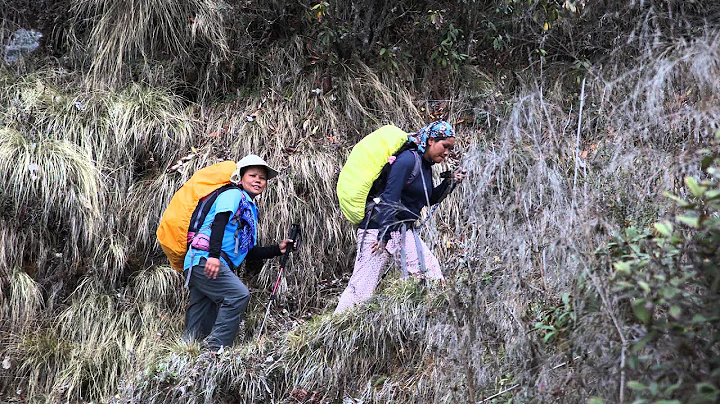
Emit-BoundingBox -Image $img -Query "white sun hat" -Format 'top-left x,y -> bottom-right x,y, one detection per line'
231,154 -> 279,184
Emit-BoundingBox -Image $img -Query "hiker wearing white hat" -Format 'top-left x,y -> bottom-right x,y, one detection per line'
183,154 -> 294,352
231,154 -> 279,182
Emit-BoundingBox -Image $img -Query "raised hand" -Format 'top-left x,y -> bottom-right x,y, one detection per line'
453,167 -> 468,183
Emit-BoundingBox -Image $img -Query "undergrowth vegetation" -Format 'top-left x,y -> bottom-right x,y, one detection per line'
1,0 -> 719,402
598,139 -> 720,402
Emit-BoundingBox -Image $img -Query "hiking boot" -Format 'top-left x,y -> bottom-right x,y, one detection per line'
197,342 -> 225,360
196,350 -> 218,363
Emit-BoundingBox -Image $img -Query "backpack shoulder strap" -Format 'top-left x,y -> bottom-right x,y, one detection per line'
403,151 -> 422,189
368,142 -> 420,200
230,188 -> 251,221
189,183 -> 241,233
220,251 -> 238,272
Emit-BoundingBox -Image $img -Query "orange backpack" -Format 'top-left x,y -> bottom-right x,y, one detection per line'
156,161 -> 237,271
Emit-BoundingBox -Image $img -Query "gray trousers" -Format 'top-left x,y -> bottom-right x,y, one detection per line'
184,258 -> 250,349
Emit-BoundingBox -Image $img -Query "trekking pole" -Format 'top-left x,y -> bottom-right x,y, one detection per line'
257,223 -> 301,340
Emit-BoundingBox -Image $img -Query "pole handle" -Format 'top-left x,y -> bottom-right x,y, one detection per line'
278,224 -> 301,273
288,223 -> 301,251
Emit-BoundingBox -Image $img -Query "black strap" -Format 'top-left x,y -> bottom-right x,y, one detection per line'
188,183 -> 241,236
367,142 -> 419,202
220,251 -> 237,272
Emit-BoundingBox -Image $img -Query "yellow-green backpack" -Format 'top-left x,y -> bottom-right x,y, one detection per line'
336,125 -> 419,224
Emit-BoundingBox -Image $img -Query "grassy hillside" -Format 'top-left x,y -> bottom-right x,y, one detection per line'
1,0 -> 719,402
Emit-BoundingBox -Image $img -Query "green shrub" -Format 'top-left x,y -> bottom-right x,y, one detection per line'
601,133 -> 720,402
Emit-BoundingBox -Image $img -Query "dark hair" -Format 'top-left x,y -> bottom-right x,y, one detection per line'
427,136 -> 448,144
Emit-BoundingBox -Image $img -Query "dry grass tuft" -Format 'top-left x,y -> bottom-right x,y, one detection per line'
119,338 -> 288,403
69,0 -> 230,91
4,274 -> 187,402
0,127 -> 103,266
340,63 -> 424,141
7,330 -> 75,399
121,172 -> 185,257
130,265 -> 185,312
3,269 -> 43,331
0,70 -> 113,162
106,84 -> 194,165
0,70 -> 198,280
285,280 -> 446,398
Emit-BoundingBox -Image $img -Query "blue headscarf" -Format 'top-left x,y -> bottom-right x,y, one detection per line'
410,121 -> 456,152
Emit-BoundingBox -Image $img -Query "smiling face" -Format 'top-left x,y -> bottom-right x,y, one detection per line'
423,137 -> 456,163
240,166 -> 268,198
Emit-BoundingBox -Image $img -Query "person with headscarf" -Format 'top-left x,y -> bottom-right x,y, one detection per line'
334,121 -> 466,313
183,154 -> 295,352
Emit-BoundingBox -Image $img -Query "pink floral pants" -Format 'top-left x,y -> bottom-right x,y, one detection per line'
334,228 -> 444,314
